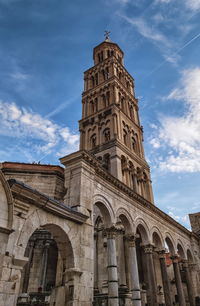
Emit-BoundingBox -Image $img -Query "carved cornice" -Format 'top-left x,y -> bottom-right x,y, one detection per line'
0,226 -> 14,234
9,179 -> 88,224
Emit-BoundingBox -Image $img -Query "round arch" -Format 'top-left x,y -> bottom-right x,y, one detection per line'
187,249 -> 194,263
116,207 -> 134,233
177,240 -> 186,259
150,226 -> 164,248
152,232 -> 163,249
93,194 -> 115,226
0,171 -> 13,229
164,232 -> 176,254
41,223 -> 74,267
13,209 -> 75,266
135,218 -> 150,244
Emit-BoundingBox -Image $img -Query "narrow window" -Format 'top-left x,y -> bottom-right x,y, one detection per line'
100,51 -> 103,62
98,53 -> 101,63
103,128 -> 110,143
105,67 -> 109,79
118,92 -> 121,104
121,97 -> 125,112
132,137 -> 136,151
94,98 -> 98,112
102,153 -> 110,171
102,94 -> 106,108
95,73 -> 98,86
129,105 -> 134,120
102,69 -> 105,81
90,101 -> 94,114
123,129 -> 127,145
91,134 -> 96,148
106,91 -> 110,105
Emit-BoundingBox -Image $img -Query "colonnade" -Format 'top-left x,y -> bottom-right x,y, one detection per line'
94,224 -> 196,306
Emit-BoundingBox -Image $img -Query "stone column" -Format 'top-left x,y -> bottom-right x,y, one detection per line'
118,232 -> 126,288
22,241 -> 35,293
40,241 -> 50,290
146,178 -> 154,203
126,234 -> 141,306
112,113 -> 118,138
171,255 -> 186,306
140,179 -> 145,197
105,227 -> 119,306
94,231 -> 99,292
79,129 -> 85,150
132,169 -> 138,193
158,250 -> 173,306
182,260 -> 195,306
143,244 -> 158,306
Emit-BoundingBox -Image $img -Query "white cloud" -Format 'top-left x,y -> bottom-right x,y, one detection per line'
186,0 -> 200,10
0,101 -> 79,162
150,67 -> 200,172
155,0 -> 200,10
10,72 -> 30,80
168,211 -> 191,228
149,138 -> 161,148
120,15 -> 171,48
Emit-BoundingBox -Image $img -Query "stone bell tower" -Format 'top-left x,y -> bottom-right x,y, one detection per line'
79,33 -> 154,203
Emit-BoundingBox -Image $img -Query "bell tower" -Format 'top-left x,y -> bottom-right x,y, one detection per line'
79,33 -> 154,203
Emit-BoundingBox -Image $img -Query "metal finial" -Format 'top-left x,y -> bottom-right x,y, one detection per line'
104,30 -> 111,40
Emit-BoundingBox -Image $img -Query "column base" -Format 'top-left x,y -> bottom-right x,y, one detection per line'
131,289 -> 141,306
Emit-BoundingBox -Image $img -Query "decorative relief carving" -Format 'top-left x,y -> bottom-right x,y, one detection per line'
124,234 -> 137,247
143,244 -> 154,254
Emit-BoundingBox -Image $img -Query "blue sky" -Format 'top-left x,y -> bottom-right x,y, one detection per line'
0,0 -> 200,228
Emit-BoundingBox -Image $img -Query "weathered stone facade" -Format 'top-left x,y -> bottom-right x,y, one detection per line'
0,37 -> 199,306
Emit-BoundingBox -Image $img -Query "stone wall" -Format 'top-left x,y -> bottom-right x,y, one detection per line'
1,162 -> 65,201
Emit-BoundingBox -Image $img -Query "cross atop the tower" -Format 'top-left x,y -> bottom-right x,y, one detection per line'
104,30 -> 111,41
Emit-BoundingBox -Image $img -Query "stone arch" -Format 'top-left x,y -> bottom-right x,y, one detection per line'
14,209 -> 74,263
0,171 -> 13,229
93,194 -> 114,227
16,216 -> 76,306
116,207 -> 134,233
41,223 -> 74,268
151,226 -> 164,248
164,232 -> 176,254
177,240 -> 186,259
135,218 -> 150,244
187,249 -> 194,263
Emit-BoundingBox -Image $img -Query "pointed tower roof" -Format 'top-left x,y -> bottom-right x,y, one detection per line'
93,31 -> 124,60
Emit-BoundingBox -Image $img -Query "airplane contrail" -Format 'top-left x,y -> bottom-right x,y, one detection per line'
145,31 -> 200,78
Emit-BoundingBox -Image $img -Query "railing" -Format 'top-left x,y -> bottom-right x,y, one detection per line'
17,292 -> 50,306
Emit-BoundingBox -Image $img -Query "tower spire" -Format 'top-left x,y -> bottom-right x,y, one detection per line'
79,38 -> 154,203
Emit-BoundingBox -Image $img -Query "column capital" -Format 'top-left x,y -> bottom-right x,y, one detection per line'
104,225 -> 119,239
188,263 -> 196,270
170,254 -> 180,263
124,233 -> 137,247
125,233 -> 140,246
143,244 -> 154,254
181,259 -> 189,268
157,249 -> 167,259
